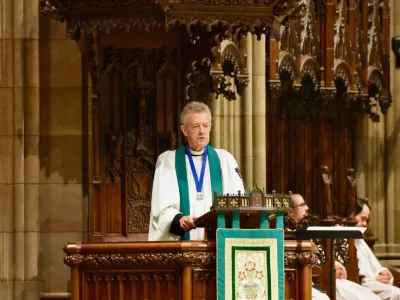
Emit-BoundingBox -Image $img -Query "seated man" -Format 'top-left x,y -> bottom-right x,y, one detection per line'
355,198 -> 400,299
148,101 -> 244,241
290,194 -> 380,300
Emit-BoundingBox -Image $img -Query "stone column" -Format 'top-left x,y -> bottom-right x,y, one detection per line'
386,0 -> 400,259
0,0 -> 42,299
38,13 -> 86,296
252,34 -> 267,188
355,113 -> 386,254
1,1 -> 87,298
210,93 -> 221,148
372,119 -> 386,253
242,32 -> 253,188
0,0 -> 16,294
233,91 -> 242,169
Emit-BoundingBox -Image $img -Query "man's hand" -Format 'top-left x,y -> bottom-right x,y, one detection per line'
179,215 -> 197,231
335,261 -> 347,279
376,270 -> 392,283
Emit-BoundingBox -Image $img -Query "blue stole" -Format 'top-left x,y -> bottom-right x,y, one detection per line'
175,145 -> 223,240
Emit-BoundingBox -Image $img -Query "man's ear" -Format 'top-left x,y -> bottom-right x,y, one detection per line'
180,124 -> 187,137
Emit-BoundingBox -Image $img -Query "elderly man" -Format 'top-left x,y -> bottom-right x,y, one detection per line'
290,194 -> 380,300
148,101 -> 244,241
355,199 -> 400,299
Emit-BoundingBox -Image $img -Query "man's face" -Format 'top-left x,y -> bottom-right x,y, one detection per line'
180,111 -> 211,151
290,195 -> 309,222
355,204 -> 370,227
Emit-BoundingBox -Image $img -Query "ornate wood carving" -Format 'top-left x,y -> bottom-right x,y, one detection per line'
367,0 -> 382,67
300,0 -> 320,59
84,271 -> 180,300
280,23 -> 300,56
268,0 -> 391,122
346,168 -> 357,220
211,32 -> 249,100
334,0 -> 351,63
92,45 -> 180,240
64,249 -> 317,268
321,165 -> 335,224
193,269 -> 216,282
334,238 -> 349,266
285,270 -> 296,283
284,251 -> 318,268
65,252 -> 216,267
186,58 -> 214,102
186,32 -> 249,102
40,0 -> 305,42
64,240 -> 315,299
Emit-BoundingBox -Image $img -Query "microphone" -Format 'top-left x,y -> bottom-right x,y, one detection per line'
235,167 -> 243,179
235,167 -> 246,190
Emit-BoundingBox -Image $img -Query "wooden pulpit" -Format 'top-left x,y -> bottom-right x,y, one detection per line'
63,189 -> 317,300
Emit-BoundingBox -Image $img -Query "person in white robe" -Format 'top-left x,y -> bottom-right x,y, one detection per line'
313,286 -> 330,300
335,260 -> 380,300
290,194 -> 380,300
355,198 -> 400,300
148,101 -> 245,241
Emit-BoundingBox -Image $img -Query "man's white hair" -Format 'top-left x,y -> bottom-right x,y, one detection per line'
180,101 -> 212,125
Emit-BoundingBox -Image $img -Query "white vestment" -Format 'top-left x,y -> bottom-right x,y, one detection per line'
336,279 -> 380,300
148,148 -> 245,241
334,260 -> 381,300
355,239 -> 400,299
313,287 -> 330,300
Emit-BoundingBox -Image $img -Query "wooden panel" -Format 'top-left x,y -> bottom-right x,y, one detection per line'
83,271 -> 180,300
64,240 -> 317,300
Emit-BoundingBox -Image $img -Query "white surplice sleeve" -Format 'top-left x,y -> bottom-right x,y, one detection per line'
148,151 -> 181,241
356,239 -> 389,281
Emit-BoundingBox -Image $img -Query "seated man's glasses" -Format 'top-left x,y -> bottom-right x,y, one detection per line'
292,202 -> 306,208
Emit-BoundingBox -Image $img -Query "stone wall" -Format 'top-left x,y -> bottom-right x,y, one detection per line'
0,1 -> 88,299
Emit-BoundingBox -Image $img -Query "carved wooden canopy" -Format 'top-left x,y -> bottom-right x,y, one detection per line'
39,0 -> 304,39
